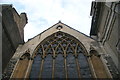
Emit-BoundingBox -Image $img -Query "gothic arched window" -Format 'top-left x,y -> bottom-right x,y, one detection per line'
29,31 -> 92,78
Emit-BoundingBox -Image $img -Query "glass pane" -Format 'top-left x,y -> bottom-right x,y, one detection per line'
67,53 -> 78,78
41,54 -> 52,78
56,32 -> 63,38
66,38 -> 71,43
43,42 -> 49,50
56,46 -> 63,54
52,42 -> 58,49
57,34 -> 62,38
77,45 -> 82,53
57,38 -> 62,43
38,47 -> 43,54
54,54 -> 65,78
46,46 -> 53,54
66,45 -> 73,54
62,42 -> 67,47
29,54 -> 41,78
71,41 -> 76,47
78,53 -> 92,78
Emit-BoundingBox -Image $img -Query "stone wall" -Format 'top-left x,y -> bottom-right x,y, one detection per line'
2,5 -> 27,72
90,1 -> 120,77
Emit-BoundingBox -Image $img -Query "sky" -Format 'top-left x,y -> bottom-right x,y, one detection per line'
1,0 -> 94,42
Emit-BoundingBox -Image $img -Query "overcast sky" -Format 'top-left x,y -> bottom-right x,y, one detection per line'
1,0 -> 94,42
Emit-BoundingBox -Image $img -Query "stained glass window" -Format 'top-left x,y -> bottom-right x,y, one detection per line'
29,31 -> 92,78
54,54 -> 65,78
30,54 -> 41,78
41,54 -> 53,78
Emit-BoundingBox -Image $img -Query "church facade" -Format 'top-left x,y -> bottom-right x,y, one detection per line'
3,22 -> 114,78
2,1 -> 120,79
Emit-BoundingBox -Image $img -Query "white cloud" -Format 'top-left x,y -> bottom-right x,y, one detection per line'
1,0 -> 94,41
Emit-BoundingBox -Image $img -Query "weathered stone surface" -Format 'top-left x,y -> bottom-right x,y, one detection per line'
2,4 -> 27,72
3,1 -> 120,78
90,1 -> 120,78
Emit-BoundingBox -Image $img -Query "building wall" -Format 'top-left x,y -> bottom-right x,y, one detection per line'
90,1 -> 120,77
0,5 -> 2,79
2,5 -> 27,72
2,22 -> 98,78
2,2 -> 119,78
4,22 -> 113,78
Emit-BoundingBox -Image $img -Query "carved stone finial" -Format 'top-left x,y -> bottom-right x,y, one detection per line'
58,20 -> 61,23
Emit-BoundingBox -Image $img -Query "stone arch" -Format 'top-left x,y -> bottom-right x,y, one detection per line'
28,31 -> 93,78
90,49 -> 110,78
55,44 -> 64,55
33,31 -> 89,57
11,52 -> 30,78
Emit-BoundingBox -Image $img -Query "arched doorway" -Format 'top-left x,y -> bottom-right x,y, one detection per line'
29,31 -> 92,78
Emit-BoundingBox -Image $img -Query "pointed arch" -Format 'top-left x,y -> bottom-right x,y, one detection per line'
66,43 -> 74,55
90,49 -> 109,78
33,31 -> 89,56
28,31 -> 92,78
55,44 -> 64,55
12,52 -> 30,78
45,45 -> 54,55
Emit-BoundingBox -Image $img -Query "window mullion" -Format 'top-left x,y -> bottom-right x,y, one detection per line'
39,59 -> 44,78
76,58 -> 81,78
52,59 -> 55,78
64,58 -> 68,79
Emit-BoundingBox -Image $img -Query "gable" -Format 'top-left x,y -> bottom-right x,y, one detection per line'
13,22 -> 95,58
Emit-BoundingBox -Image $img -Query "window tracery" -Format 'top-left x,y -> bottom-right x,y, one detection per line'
29,31 -> 92,78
